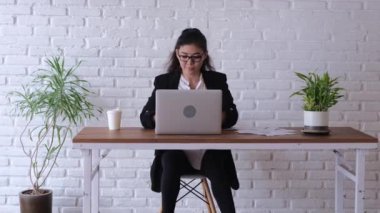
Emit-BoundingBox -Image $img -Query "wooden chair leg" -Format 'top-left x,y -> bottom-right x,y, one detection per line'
201,178 -> 217,213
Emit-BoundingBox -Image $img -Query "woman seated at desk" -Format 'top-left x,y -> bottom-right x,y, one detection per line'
140,28 -> 239,213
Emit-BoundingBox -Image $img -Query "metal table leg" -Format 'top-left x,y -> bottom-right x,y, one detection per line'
83,149 -> 92,213
92,150 -> 100,213
335,152 -> 344,213
334,149 -> 366,213
355,150 -> 365,213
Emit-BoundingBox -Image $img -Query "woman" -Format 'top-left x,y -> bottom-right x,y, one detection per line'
140,28 -> 239,213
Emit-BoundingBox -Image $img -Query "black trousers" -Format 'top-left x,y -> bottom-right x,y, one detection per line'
160,150 -> 236,213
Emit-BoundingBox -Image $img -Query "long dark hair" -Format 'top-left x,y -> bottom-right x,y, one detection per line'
166,28 -> 216,73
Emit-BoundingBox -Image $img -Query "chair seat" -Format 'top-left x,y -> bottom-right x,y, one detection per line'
180,174 -> 206,179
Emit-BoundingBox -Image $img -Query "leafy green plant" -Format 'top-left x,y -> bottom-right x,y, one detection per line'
290,72 -> 344,111
8,55 -> 101,195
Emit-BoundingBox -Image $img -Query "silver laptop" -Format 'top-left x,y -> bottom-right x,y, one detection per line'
155,90 -> 222,134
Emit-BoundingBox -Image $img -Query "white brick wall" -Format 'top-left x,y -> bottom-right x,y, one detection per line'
1,0 -> 380,212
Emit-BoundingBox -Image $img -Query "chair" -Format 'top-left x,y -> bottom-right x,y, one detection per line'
160,175 -> 217,213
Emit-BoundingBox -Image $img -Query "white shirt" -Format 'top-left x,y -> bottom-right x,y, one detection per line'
179,74 -> 206,170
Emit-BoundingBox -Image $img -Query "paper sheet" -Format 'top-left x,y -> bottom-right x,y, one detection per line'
238,127 -> 297,136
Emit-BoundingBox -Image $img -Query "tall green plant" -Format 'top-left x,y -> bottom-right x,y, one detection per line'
290,72 -> 344,111
9,55 -> 101,195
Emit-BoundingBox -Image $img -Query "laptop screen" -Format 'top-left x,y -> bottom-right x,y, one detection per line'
155,90 -> 222,134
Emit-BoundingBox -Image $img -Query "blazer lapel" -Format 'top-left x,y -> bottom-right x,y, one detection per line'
167,72 -> 181,89
202,71 -> 217,89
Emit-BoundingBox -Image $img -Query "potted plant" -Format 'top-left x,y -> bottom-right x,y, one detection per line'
8,54 -> 101,213
290,71 -> 344,134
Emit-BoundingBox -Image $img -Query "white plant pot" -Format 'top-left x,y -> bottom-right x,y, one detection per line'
304,111 -> 329,130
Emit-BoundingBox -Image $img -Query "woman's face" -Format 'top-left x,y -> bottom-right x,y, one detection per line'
176,44 -> 207,76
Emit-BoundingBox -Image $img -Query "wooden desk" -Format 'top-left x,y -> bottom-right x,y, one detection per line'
72,127 -> 378,213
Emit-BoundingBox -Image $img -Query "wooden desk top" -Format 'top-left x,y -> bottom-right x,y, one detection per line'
73,127 -> 378,144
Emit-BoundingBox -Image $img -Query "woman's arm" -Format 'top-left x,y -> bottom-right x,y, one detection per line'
220,74 -> 238,129
140,77 -> 159,129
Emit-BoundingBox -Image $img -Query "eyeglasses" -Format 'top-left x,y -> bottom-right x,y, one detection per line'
178,54 -> 204,63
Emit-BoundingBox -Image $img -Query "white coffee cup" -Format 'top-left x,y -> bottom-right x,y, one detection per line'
107,108 -> 122,130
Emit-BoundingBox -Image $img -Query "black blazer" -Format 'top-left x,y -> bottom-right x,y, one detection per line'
140,71 -> 239,192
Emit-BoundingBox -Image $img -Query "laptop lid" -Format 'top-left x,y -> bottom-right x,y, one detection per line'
155,89 -> 222,134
